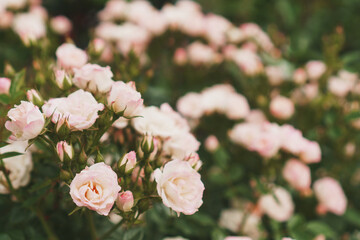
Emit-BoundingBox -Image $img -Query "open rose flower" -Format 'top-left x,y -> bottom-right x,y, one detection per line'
42,90 -> 104,131
73,64 -> 114,94
107,81 -> 143,117
269,96 -> 294,120
282,159 -> 311,192
56,43 -> 88,70
154,159 -> 204,215
259,187 -> 294,222
69,162 -> 121,216
5,101 -> 45,141
0,141 -> 33,194
313,177 -> 347,215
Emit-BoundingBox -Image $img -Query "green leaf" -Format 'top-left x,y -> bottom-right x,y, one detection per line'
0,234 -> 11,240
10,69 -> 26,96
0,151 -> 23,159
345,111 -> 360,122
306,221 -> 336,238
0,142 -> 9,148
122,228 -> 144,240
344,208 -> 360,228
0,94 -> 10,104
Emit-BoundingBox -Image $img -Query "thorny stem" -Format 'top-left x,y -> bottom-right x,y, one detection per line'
85,210 -> 98,240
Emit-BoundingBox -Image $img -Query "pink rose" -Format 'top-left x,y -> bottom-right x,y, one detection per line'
116,191 -> 134,212
265,66 -> 285,86
56,141 -> 73,162
299,140 -> 321,163
187,41 -> 218,65
313,177 -> 347,215
280,125 -> 304,154
259,187 -> 294,222
154,160 -> 204,215
119,151 -> 137,172
5,101 -> 45,141
12,12 -> 46,44
174,48 -> 187,65
282,159 -> 311,191
50,15 -> 72,35
163,132 -> 200,159
107,81 -> 143,117
305,60 -> 326,81
204,135 -> 219,152
54,69 -> 72,89
228,48 -> 263,76
26,89 -> 43,106
245,109 -> 267,124
293,68 -> 307,84
70,162 -> 121,216
42,90 -> 104,131
328,76 -> 354,97
176,92 -> 204,119
224,93 -> 250,120
0,77 -> 11,94
270,96 -> 294,120
56,43 -> 88,70
73,64 -> 114,93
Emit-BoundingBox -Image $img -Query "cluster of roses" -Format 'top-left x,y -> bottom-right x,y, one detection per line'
1,39 -> 205,224
0,0 -> 72,44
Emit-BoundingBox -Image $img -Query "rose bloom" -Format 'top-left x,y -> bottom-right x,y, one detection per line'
176,92 -> 205,119
56,43 -> 88,70
0,77 -> 11,94
305,60 -> 326,81
42,90 -> 104,131
280,125 -> 305,155
132,106 -> 182,138
245,109 -> 267,124
204,13 -> 232,46
50,15 -> 72,35
70,162 -> 121,216
174,48 -> 187,65
224,93 -> 250,120
328,76 -> 354,97
204,135 -> 219,152
98,0 -> 127,21
219,209 -> 260,238
187,41 -> 218,65
240,23 -> 275,52
228,48 -> 263,76
265,66 -> 285,86
160,103 -> 190,132
282,159 -> 311,191
114,23 -> 151,55
0,11 -> 13,29
73,64 -> 114,94
12,12 -> 46,44
107,81 -> 143,117
293,68 -> 307,84
154,159 -> 204,215
162,132 -> 200,159
269,96 -> 295,120
259,187 -> 294,222
299,140 -> 321,164
5,101 -> 45,141
313,177 -> 347,215
0,141 -> 33,194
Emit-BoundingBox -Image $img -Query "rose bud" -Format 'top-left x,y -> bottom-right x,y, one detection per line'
5,101 -> 45,141
118,151 -> 137,173
293,68 -> 307,85
55,69 -> 72,89
26,89 -> 44,106
0,77 -> 11,94
174,48 -> 187,65
107,81 -> 143,117
92,38 -> 106,54
50,15 -> 72,35
56,141 -> 73,162
185,153 -> 202,171
141,134 -> 155,155
116,191 -> 134,212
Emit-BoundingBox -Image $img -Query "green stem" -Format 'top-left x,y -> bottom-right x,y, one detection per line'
0,158 -> 16,196
99,219 -> 125,240
35,207 -> 59,240
85,210 -> 98,240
